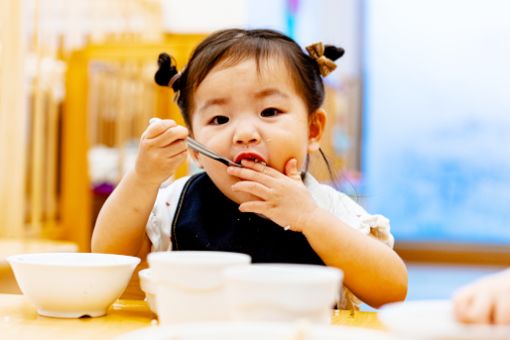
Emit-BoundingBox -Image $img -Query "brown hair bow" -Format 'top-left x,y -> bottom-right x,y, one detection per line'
305,42 -> 337,77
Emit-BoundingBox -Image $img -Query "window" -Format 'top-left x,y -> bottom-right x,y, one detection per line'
363,0 -> 510,243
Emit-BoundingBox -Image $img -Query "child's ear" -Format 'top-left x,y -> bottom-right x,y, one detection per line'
308,109 -> 327,152
189,149 -> 204,169
187,130 -> 204,169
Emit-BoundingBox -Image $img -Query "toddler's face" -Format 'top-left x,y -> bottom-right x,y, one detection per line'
190,57 -> 322,204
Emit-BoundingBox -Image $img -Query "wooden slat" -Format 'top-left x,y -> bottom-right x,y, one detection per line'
395,241 -> 510,265
29,40 -> 46,237
62,50 -> 92,251
62,36 -> 205,251
0,0 -> 27,238
44,72 -> 60,224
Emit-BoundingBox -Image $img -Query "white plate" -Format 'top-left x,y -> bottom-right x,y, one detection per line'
117,321 -> 397,340
379,300 -> 510,340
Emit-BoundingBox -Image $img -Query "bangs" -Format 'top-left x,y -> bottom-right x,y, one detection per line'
177,29 -> 324,127
189,36 -> 306,106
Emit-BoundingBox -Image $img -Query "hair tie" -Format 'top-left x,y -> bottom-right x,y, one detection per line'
305,42 -> 342,77
167,72 -> 181,89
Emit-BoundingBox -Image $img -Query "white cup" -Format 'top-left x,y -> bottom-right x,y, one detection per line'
225,264 -> 343,324
148,251 -> 251,324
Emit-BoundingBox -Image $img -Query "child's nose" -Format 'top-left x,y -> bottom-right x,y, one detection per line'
233,124 -> 261,145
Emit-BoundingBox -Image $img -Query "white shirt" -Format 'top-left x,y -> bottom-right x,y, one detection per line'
146,173 -> 394,309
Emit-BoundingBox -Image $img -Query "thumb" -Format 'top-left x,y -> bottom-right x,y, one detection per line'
284,158 -> 301,180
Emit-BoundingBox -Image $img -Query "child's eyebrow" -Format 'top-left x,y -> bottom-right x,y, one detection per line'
255,88 -> 289,99
199,98 -> 228,112
199,89 -> 288,112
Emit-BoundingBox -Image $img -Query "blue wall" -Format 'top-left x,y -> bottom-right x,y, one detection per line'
363,0 -> 510,243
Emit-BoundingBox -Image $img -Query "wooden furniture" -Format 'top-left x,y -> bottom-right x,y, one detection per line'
0,294 -> 384,339
0,0 -> 26,238
62,34 -> 205,251
395,241 -> 510,265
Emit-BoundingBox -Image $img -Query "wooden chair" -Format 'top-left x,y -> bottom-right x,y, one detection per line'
62,35 -> 205,252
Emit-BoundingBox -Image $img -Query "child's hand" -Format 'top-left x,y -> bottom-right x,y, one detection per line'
452,268 -> 510,325
227,158 -> 318,232
135,119 -> 189,185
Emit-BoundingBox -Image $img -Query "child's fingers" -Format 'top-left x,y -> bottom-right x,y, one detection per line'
151,125 -> 189,148
239,160 -> 278,177
284,158 -> 301,180
142,119 -> 177,140
463,293 -> 493,324
452,290 -> 473,322
238,201 -> 266,214
231,180 -> 270,200
158,138 -> 188,159
165,148 -> 189,164
227,164 -> 276,186
149,117 -> 162,125
494,298 -> 510,325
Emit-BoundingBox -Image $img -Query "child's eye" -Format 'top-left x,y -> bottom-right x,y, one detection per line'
209,115 -> 229,125
260,108 -> 282,117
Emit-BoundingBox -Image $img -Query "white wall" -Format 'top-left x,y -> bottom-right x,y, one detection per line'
162,0 -> 248,33
161,0 -> 360,78
294,0 -> 360,78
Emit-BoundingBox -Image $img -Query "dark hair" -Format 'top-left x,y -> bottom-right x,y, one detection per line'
155,28 -> 345,186
154,28 -> 344,128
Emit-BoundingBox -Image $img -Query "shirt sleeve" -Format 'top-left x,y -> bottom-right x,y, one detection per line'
305,175 -> 395,310
145,176 -> 190,252
328,190 -> 394,248
307,177 -> 394,248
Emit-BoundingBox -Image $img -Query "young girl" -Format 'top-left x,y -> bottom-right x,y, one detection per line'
92,28 -> 407,309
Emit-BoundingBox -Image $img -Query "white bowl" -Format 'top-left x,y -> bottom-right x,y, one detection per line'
148,251 -> 251,324
8,252 -> 140,318
225,264 -> 343,324
138,268 -> 156,313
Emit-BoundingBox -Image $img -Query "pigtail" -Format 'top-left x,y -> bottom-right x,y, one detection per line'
154,52 -> 181,92
323,45 -> 345,62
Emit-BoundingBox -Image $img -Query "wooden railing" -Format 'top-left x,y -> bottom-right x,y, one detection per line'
62,35 -> 205,251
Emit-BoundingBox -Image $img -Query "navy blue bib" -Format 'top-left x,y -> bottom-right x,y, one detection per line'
171,172 -> 324,265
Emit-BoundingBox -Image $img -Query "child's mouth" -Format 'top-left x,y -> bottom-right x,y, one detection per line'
234,152 -> 267,166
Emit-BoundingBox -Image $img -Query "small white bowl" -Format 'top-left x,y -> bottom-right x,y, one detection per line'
225,264 -> 343,323
8,252 -> 140,318
138,268 -> 156,313
148,251 -> 251,324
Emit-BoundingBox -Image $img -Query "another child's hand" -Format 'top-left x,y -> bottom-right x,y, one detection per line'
452,268 -> 510,325
135,119 -> 189,185
227,158 -> 318,232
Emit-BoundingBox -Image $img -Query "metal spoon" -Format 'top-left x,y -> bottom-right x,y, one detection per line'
149,118 -> 241,167
186,136 -> 241,167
